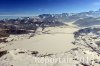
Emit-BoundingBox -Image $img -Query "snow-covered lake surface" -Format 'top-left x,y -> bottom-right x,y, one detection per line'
1,26 -> 78,54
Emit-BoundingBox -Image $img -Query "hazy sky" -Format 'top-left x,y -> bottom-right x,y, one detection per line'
0,0 -> 100,16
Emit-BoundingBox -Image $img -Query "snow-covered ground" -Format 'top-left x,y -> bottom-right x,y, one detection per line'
0,25 -> 100,66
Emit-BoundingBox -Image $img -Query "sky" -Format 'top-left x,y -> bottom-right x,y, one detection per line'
0,0 -> 100,16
